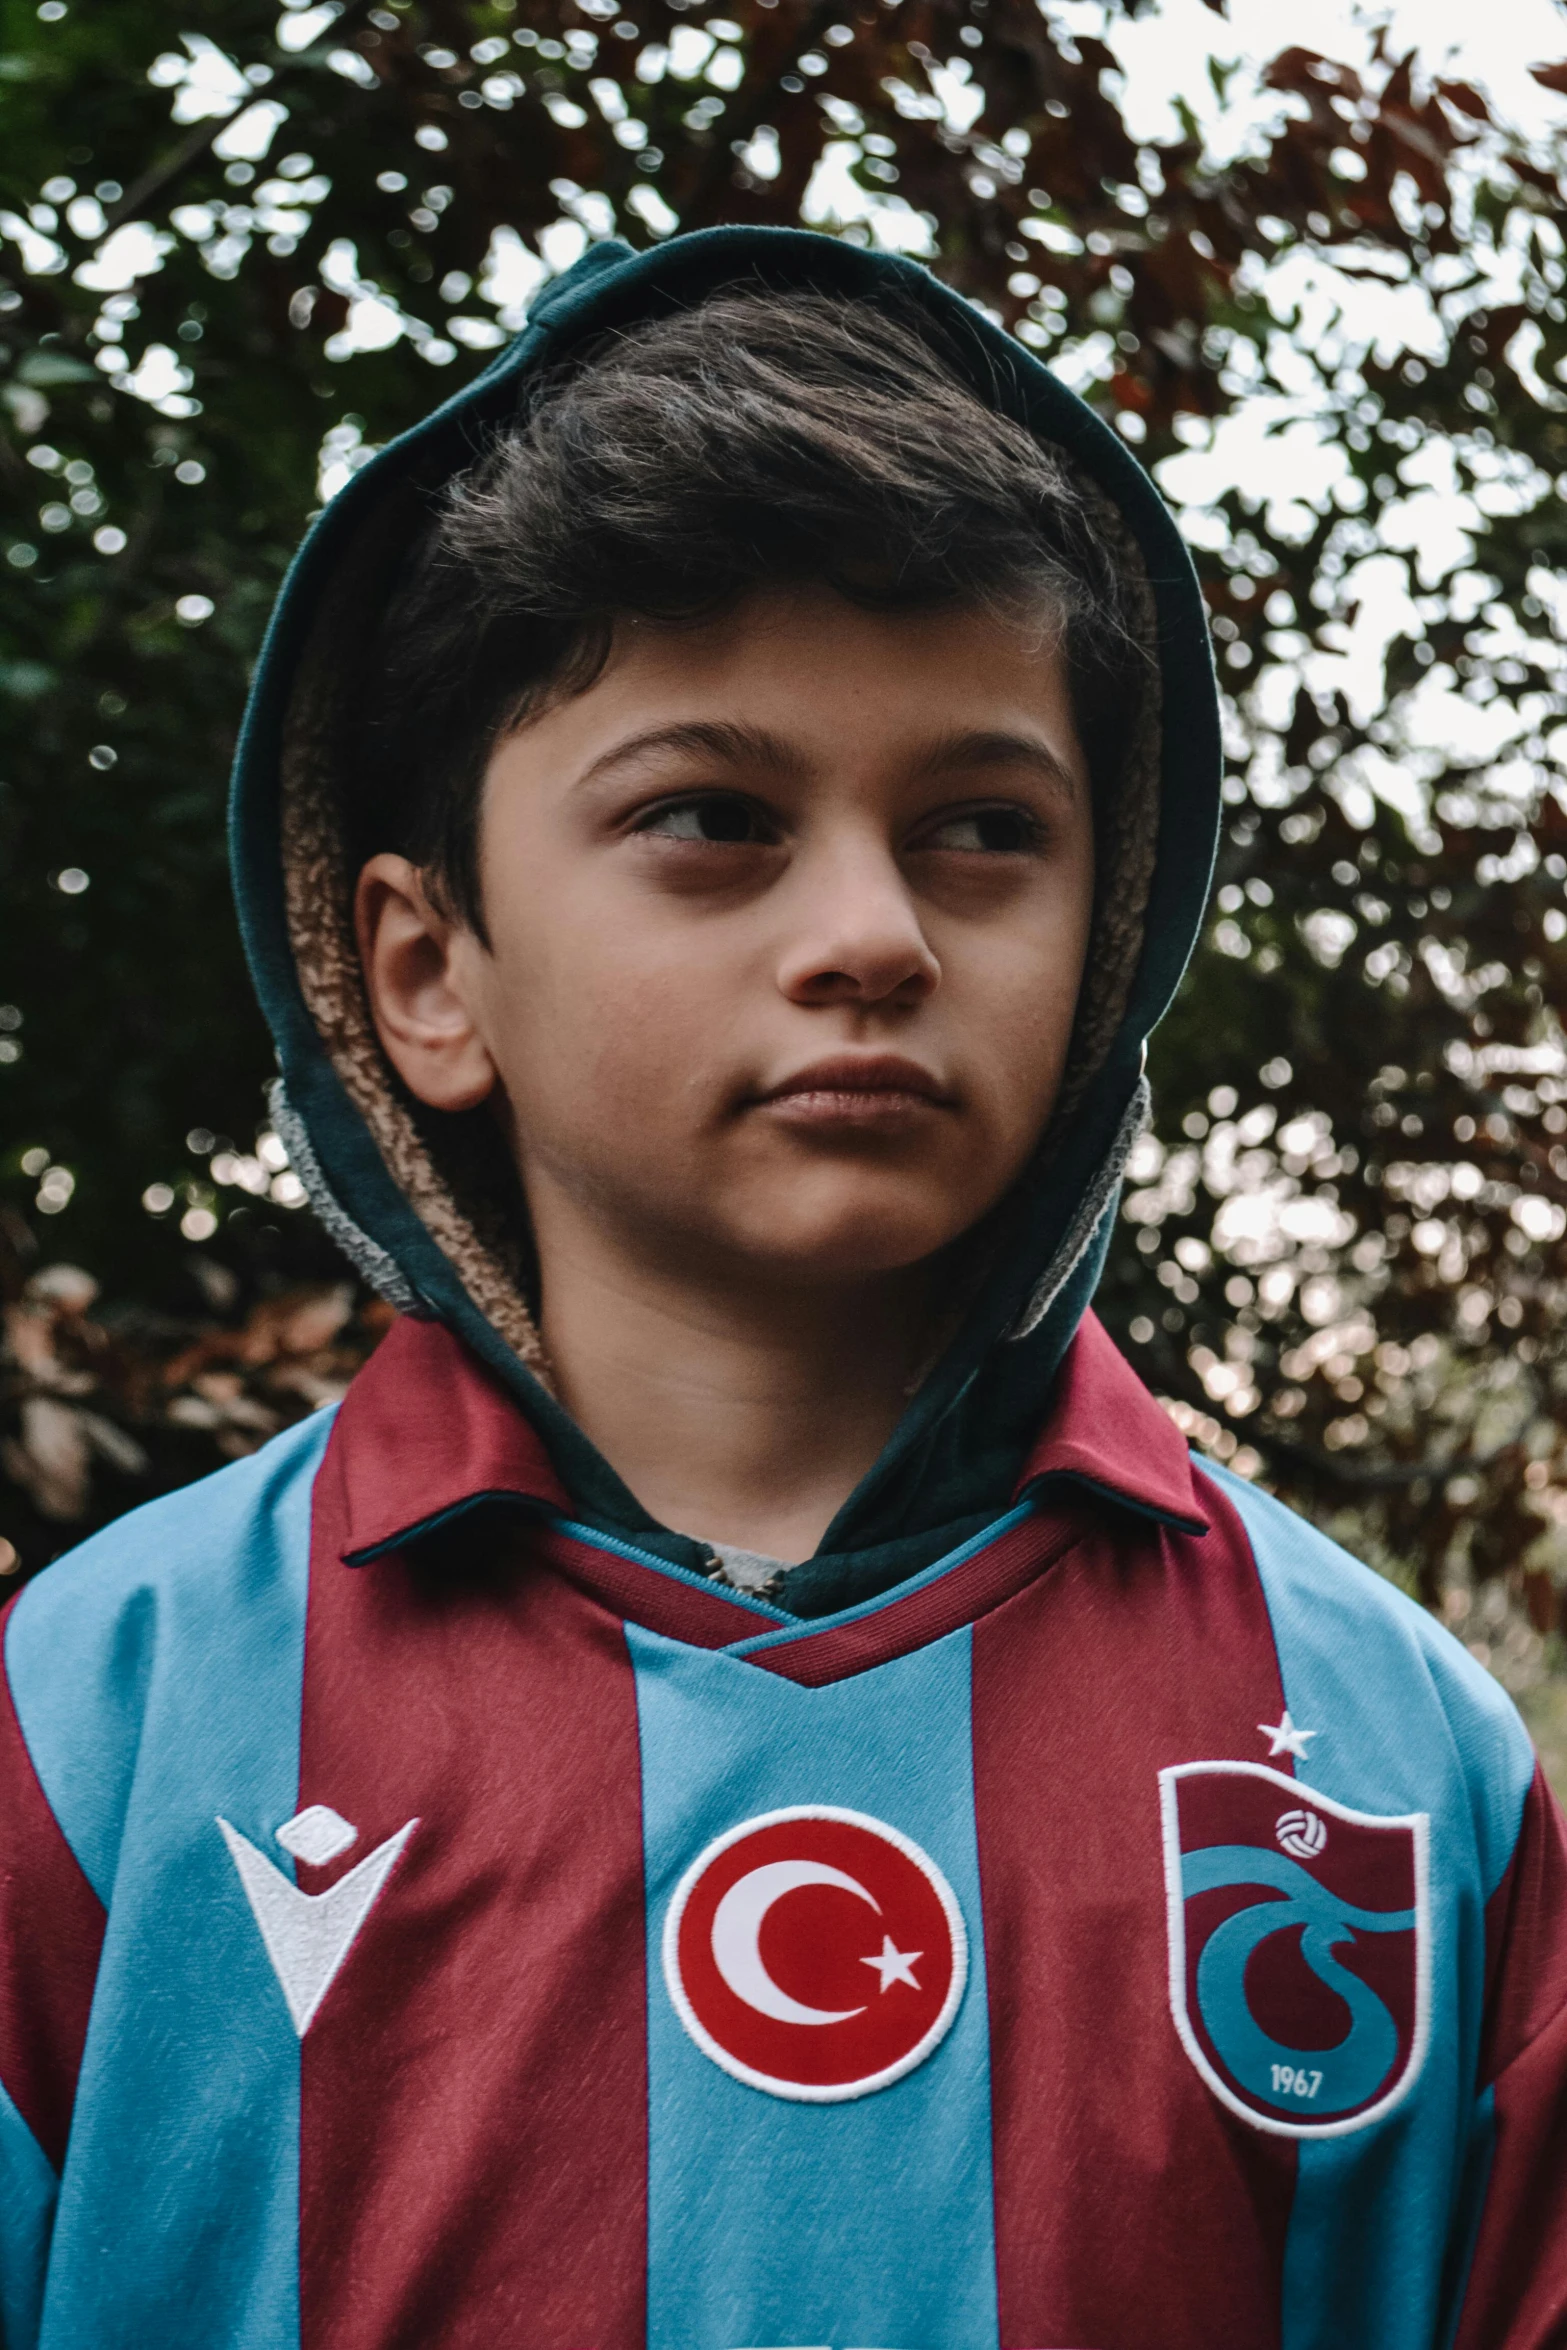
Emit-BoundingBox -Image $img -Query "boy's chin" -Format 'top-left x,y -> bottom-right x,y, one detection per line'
707,1188 -> 978,1291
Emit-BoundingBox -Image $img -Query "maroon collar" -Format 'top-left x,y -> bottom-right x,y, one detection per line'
326,1307 -> 1206,1568
328,1315 -> 570,1563
1013,1309 -> 1208,1532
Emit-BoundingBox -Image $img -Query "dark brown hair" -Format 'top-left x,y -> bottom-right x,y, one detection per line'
352,286 -> 1139,935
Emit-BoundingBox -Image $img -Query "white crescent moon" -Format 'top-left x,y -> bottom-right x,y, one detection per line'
710,1860 -> 880,2026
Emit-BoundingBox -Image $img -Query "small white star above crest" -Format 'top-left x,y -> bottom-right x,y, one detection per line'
861,1934 -> 922,1993
1258,1710 -> 1318,1761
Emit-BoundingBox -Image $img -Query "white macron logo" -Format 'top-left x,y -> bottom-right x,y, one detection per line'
218,1804 -> 418,2036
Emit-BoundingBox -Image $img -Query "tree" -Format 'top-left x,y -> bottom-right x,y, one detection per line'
3,0 -> 1566,1693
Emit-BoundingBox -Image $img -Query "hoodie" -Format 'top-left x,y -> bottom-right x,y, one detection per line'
234,223 -> 1214,1611
0,228 -> 1563,2350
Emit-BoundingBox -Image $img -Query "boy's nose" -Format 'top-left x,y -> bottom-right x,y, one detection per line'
774,841 -> 940,1009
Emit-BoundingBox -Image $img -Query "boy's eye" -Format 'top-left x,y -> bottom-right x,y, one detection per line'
634,793 -> 776,845
918,806 -> 1043,854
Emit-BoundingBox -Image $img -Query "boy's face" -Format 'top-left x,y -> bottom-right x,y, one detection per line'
360,585 -> 1095,1294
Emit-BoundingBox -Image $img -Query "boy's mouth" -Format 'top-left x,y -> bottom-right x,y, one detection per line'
750,1054 -> 957,1130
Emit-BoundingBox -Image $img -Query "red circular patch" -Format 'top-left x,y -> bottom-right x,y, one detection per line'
663,1806 -> 967,2101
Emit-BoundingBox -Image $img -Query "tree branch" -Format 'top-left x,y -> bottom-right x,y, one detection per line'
104,0 -> 379,235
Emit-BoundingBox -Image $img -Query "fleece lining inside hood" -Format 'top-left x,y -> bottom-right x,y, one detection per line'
231,227 -> 1221,1590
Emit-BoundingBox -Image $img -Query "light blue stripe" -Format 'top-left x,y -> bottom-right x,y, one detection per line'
725,1502 -> 1035,1657
0,2080 -> 56,2350
1205,1464 -> 1534,2350
630,1621 -> 999,2350
7,1410 -> 329,2350
1439,2085 -> 1496,2350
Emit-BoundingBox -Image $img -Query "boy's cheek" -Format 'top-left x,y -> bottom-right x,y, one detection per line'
489,978 -> 727,1173
489,922 -> 755,1095
477,859 -> 1082,1230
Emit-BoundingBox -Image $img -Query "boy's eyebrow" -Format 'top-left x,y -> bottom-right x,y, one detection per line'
573,720 -> 1084,801
576,720 -> 808,790
914,728 -> 1086,803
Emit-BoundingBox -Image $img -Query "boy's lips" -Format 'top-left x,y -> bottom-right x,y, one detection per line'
749,1054 -> 957,1128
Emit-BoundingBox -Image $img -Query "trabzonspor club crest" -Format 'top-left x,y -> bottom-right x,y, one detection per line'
664,1807 -> 967,2101
1160,1761 -> 1430,2138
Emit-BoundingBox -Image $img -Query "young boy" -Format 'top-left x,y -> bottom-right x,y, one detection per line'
2,227 -> 1563,2349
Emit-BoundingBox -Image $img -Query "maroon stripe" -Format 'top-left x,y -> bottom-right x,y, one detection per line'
531,1524 -> 755,1649
972,1494 -> 1295,2349
0,1603 -> 105,2170
753,1510 -> 1089,1686
1452,1763 -> 1567,2348
1475,1760 -> 1567,2079
539,1509 -> 1101,1686
298,1462 -> 648,2350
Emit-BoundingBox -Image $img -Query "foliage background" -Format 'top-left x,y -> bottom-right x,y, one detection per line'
2,0 -> 1566,1758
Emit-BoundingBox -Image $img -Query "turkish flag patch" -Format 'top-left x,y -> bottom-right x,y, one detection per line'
663,1805 -> 967,2101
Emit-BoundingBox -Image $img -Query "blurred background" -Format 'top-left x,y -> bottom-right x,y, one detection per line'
2,0 -> 1566,1778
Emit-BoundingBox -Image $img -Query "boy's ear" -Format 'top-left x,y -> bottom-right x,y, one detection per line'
354,854 -> 499,1113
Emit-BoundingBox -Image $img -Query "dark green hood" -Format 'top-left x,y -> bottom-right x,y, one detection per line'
229,226 -> 1220,1612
